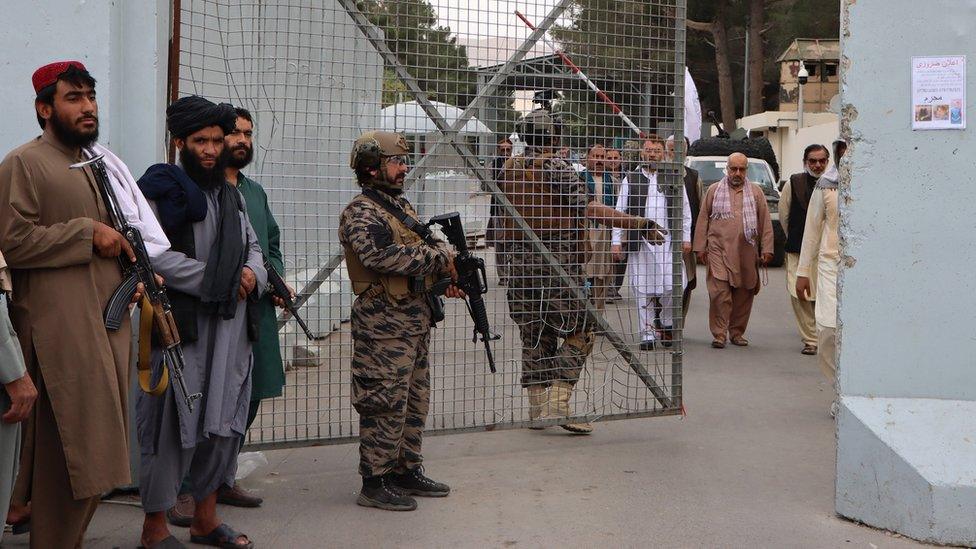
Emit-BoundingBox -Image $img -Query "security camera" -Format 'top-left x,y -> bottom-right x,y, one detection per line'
797,63 -> 809,85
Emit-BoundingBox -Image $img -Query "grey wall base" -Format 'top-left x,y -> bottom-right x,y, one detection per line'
836,397 -> 976,546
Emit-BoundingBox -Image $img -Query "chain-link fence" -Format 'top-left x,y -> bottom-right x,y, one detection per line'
173,0 -> 687,449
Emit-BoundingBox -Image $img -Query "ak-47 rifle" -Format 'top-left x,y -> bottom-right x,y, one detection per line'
70,151 -> 202,412
264,258 -> 316,340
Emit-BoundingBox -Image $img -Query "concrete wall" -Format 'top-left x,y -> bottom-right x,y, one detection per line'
837,1 -> 976,544
840,0 -> 976,401
0,0 -> 170,174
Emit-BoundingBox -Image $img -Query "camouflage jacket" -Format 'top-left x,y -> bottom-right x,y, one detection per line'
339,188 -> 452,339
498,147 -> 588,266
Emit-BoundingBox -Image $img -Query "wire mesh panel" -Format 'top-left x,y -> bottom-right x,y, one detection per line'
174,0 -> 687,449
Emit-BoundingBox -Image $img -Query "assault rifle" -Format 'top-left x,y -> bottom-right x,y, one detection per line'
70,151 -> 202,412
428,212 -> 500,373
264,258 -> 316,340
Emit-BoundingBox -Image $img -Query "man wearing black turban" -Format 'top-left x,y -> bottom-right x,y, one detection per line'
135,96 -> 265,549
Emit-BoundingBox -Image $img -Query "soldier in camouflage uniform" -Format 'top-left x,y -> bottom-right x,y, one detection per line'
339,131 -> 463,511
500,111 -> 660,434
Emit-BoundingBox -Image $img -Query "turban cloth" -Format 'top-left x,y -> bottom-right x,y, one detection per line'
166,95 -> 237,139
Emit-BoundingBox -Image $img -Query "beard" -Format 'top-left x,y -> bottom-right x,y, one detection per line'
227,143 -> 253,169
180,146 -> 228,190
48,108 -> 98,149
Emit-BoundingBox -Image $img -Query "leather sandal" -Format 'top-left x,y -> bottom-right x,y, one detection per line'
801,344 -> 818,355
730,336 -> 749,346
190,523 -> 253,548
711,339 -> 726,349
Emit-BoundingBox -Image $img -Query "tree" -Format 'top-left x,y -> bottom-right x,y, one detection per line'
359,0 -> 475,108
747,0 -> 765,115
359,0 -> 521,135
688,1 -> 737,131
687,0 -> 840,126
551,0 -> 676,145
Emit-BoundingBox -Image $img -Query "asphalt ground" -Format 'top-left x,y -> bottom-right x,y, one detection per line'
8,266 -> 924,548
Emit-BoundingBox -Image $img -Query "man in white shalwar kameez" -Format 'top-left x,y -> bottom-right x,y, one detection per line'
797,158 -> 841,389
612,137 -> 691,350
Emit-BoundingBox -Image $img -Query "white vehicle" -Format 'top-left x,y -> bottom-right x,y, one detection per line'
685,155 -> 786,266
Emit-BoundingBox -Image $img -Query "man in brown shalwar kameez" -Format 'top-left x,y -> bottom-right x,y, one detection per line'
0,61 -> 143,548
693,153 -> 774,348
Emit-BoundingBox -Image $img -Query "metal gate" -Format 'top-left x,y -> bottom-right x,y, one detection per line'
172,0 -> 687,449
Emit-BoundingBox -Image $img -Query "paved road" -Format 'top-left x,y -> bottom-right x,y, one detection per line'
13,267 -> 923,548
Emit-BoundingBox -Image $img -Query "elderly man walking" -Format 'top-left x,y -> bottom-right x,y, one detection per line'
693,153 -> 774,348
781,144 -> 829,355
796,141 -> 844,398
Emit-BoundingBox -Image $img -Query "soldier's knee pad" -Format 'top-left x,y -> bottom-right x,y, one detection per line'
565,331 -> 595,356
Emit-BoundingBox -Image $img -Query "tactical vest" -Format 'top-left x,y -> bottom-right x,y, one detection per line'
343,194 -> 438,301
497,154 -> 581,242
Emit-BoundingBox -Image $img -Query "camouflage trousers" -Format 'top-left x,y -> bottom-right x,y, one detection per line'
504,240 -> 595,388
351,333 -> 430,478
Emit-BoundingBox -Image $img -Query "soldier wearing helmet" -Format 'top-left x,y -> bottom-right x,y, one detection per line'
499,108 -> 661,435
339,131 -> 462,511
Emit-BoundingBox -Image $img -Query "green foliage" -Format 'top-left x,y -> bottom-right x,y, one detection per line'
359,0 -> 520,135
550,1 -> 679,146
688,0 -> 840,118
360,0 -> 475,108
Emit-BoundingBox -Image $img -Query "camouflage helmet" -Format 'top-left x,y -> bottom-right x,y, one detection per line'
516,108 -> 562,148
349,130 -> 410,171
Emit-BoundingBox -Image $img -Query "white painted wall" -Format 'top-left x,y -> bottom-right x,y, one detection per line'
840,0 -> 976,401
0,0 -> 170,174
785,120 -> 840,177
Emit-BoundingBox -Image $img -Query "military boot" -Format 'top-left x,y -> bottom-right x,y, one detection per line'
546,381 -> 593,434
390,467 -> 450,497
357,475 -> 417,511
526,385 -> 549,429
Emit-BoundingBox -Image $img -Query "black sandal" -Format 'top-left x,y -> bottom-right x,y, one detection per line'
190,524 -> 254,549
138,534 -> 186,548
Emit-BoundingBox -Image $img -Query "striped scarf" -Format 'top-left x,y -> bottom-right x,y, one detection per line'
711,176 -> 759,246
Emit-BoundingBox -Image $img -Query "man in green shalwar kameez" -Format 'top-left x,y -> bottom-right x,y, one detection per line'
220,107 -> 289,506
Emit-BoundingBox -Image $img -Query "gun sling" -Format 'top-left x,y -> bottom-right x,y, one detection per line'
137,295 -> 169,396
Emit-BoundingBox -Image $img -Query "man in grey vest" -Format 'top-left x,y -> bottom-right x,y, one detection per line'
611,136 -> 691,350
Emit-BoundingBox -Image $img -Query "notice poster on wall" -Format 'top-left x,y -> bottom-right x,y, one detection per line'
912,56 -> 966,130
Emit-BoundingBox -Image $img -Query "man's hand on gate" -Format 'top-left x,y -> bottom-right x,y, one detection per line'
639,218 -> 665,245
796,276 -> 812,301
682,241 -> 692,254
612,244 -> 624,261
93,221 -> 136,262
2,373 -> 37,424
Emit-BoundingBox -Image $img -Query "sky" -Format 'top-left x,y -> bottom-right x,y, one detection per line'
427,0 -> 573,111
